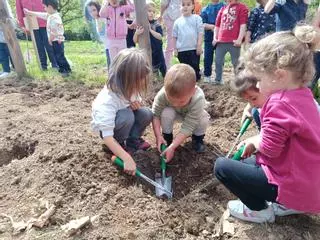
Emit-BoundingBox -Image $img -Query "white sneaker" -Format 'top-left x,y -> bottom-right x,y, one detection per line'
228,200 -> 275,223
272,203 -> 303,216
213,80 -> 224,85
203,76 -> 211,83
0,72 -> 9,79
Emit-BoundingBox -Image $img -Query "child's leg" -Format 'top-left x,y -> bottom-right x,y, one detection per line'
160,107 -> 180,134
0,43 -> 11,73
214,43 -> 228,83
204,41 -> 214,78
51,42 -> 71,73
192,110 -> 210,136
251,108 -> 261,131
214,156 -> 278,211
113,108 -> 135,144
163,17 -> 174,68
228,45 -> 241,73
40,27 -> 58,68
106,49 -> 111,69
177,50 -> 200,81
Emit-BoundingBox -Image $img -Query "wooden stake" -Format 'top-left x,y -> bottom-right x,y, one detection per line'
0,0 -> 27,78
24,15 -> 41,69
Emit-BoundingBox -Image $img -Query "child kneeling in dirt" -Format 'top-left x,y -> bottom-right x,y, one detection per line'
91,48 -> 153,176
214,25 -> 320,224
152,64 -> 210,162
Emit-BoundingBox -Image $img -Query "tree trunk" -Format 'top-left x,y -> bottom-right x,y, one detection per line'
0,0 -> 27,78
133,0 -> 152,65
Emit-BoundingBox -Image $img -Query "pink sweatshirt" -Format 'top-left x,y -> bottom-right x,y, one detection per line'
99,3 -> 135,40
257,88 -> 320,213
16,0 -> 47,28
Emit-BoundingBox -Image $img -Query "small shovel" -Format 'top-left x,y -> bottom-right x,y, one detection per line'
226,118 -> 252,158
113,156 -> 173,198
155,144 -> 173,199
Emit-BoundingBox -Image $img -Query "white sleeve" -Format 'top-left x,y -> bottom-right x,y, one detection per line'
275,0 -> 286,5
196,15 -> 204,35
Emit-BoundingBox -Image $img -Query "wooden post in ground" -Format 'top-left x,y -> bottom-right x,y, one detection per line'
0,0 -> 27,78
24,15 -> 41,69
133,0 -> 152,65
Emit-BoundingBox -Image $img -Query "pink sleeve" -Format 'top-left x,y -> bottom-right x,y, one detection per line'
16,0 -> 25,27
259,101 -> 299,158
215,7 -> 223,28
99,4 -> 110,18
239,5 -> 249,25
124,2 -> 135,15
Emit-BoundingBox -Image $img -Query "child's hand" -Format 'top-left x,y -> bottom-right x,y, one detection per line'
130,101 -> 141,110
238,135 -> 259,158
135,26 -> 144,35
212,39 -> 217,47
241,106 -> 252,126
122,156 -> 137,176
23,8 -> 31,15
156,136 -> 167,152
233,39 -> 242,47
161,145 -> 175,162
196,45 -> 202,56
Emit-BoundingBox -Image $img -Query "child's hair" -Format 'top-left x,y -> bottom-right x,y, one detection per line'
231,69 -> 259,96
42,0 -> 59,10
244,25 -> 319,85
146,1 -> 156,9
87,1 -> 101,14
107,48 -> 151,100
164,64 -> 196,98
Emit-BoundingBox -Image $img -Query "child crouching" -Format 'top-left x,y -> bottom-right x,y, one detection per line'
152,64 -> 210,162
91,48 -> 153,175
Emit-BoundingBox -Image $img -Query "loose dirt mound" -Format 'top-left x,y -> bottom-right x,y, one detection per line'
0,77 -> 319,240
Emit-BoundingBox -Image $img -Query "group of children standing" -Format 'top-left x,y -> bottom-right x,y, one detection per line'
91,0 -> 320,225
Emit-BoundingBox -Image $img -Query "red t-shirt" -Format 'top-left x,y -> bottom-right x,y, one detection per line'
215,3 -> 248,43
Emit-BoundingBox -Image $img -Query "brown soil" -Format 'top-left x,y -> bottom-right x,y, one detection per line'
0,75 -> 319,240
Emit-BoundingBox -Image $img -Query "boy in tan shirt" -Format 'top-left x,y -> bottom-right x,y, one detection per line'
152,64 -> 210,162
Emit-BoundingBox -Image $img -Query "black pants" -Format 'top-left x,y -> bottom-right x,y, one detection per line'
214,156 -> 278,211
33,27 -> 58,70
311,51 -> 320,89
52,41 -> 71,73
153,53 -> 167,78
126,20 -> 136,48
177,50 -> 201,81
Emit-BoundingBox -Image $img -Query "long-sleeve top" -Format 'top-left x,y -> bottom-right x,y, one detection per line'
200,2 -> 225,42
152,86 -> 207,135
257,88 -> 320,213
173,14 -> 204,52
267,0 -> 308,31
16,0 -> 47,28
215,3 -> 249,43
91,86 -> 141,138
161,0 -> 181,21
247,6 -> 275,43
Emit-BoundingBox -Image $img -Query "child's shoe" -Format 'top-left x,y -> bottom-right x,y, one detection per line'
228,200 -> 275,223
203,76 -> 211,83
192,134 -> 205,153
272,203 -> 303,216
162,133 -> 173,146
126,138 -> 151,151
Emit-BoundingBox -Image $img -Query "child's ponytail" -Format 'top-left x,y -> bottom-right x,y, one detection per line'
293,25 -> 320,52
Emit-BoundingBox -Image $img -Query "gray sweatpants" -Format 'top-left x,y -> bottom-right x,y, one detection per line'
215,43 -> 241,83
161,107 -> 210,136
113,107 -> 153,143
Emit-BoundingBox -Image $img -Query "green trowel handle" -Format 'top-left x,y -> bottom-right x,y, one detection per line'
232,145 -> 245,161
160,144 -> 167,171
114,157 -> 141,177
240,118 -> 252,136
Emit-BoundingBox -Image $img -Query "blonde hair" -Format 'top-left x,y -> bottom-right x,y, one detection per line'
107,48 -> 151,100
164,64 -> 196,98
146,1 -> 156,9
244,25 -> 319,85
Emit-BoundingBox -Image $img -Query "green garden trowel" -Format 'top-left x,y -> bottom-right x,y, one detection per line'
155,144 -> 173,199
113,156 -> 173,198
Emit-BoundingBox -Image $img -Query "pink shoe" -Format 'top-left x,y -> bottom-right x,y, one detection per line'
126,138 -> 151,151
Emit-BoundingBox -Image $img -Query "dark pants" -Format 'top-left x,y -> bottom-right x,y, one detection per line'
52,41 -> 71,73
204,41 -> 215,77
33,27 -> 58,70
0,42 -> 10,72
153,53 -> 167,78
214,156 -> 278,211
252,108 -> 261,131
311,51 -> 320,89
126,20 -> 136,48
106,49 -> 111,69
177,50 -> 201,81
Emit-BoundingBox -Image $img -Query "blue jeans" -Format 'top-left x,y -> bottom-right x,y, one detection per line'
0,43 -> 10,72
204,41 -> 215,77
52,41 -> 71,73
252,108 -> 261,131
33,27 -> 58,70
106,49 -> 111,70
215,43 -> 240,82
214,156 -> 278,211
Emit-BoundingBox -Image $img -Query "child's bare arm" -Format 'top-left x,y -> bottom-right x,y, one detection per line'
233,24 -> 246,47
213,26 -> 219,46
196,32 -> 203,55
103,136 -> 136,175
204,23 -> 215,31
313,7 -> 320,28
161,132 -> 189,162
149,27 -> 162,40
264,0 -> 276,14
173,37 -> 178,56
23,8 -> 48,20
152,117 -> 166,151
